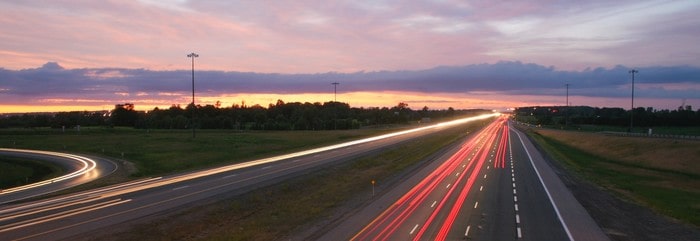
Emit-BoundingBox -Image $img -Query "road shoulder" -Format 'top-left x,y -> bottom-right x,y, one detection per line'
510,125 -> 610,241
518,125 -> 700,241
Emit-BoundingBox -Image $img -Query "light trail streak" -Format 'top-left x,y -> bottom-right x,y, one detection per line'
493,120 -> 509,169
352,116 -> 506,241
0,149 -> 98,194
0,198 -> 131,232
91,113 -> 502,201
352,128 -> 486,241
421,119 -> 502,240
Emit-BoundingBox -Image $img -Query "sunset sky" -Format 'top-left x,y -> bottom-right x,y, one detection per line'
1,0 -> 698,113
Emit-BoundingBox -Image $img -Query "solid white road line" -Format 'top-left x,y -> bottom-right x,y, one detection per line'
513,127 -> 575,241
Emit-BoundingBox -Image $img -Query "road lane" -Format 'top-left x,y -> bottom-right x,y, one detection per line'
510,123 -> 609,241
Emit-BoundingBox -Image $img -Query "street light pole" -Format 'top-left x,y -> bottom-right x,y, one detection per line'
629,69 -> 638,132
331,82 -> 339,102
565,83 -> 569,127
188,52 -> 199,138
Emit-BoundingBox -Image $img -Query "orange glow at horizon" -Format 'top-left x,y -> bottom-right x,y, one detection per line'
0,91 -> 563,114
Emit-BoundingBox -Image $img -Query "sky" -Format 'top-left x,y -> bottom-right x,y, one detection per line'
0,0 -> 699,113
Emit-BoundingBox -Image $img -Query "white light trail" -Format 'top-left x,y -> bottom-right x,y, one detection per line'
0,149 -> 98,194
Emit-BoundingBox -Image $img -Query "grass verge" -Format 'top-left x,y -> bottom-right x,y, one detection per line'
526,129 -> 700,226
0,156 -> 63,189
93,121 -> 488,241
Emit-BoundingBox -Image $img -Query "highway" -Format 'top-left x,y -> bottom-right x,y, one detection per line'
0,113 -> 498,241
322,116 -> 609,241
0,149 -> 117,205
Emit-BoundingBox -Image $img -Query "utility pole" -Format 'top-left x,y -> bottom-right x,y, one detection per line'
331,82 -> 339,102
187,52 -> 199,138
565,83 -> 570,127
629,69 -> 638,132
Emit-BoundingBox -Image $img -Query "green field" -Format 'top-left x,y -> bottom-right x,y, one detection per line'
527,128 -> 700,226
0,127 -> 399,178
0,156 -> 63,189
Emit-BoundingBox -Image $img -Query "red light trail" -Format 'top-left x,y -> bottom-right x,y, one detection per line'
352,116 -> 511,241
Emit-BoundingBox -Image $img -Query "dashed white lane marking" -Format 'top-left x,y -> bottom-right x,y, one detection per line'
516,214 -> 521,224
480,186 -> 483,191
409,224 -> 419,235
465,225 -> 471,237
474,202 -> 479,209
172,185 -> 189,191
221,174 -> 237,179
517,227 -> 522,238
446,184 -> 451,189
431,201 -> 437,208
515,204 -> 519,211
483,174 -> 487,179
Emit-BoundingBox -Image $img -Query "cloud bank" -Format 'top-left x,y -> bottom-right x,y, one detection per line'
1,61 -> 697,110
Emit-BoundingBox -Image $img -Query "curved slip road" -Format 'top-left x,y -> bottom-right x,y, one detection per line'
0,149 -> 118,205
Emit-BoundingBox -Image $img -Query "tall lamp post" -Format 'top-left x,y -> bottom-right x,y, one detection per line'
565,83 -> 570,127
188,52 -> 199,138
629,69 -> 638,132
331,82 -> 340,102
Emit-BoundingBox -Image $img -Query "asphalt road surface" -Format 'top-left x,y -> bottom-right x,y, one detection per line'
0,114 -> 498,241
0,149 -> 118,205
322,117 -> 609,241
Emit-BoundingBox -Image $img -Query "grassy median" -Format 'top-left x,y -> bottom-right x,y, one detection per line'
527,128 -> 700,226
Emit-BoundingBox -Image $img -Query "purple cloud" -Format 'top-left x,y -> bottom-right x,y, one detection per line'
1,61 -> 697,107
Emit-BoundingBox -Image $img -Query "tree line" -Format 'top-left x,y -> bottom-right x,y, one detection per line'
514,105 -> 699,128
0,100 -> 489,130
